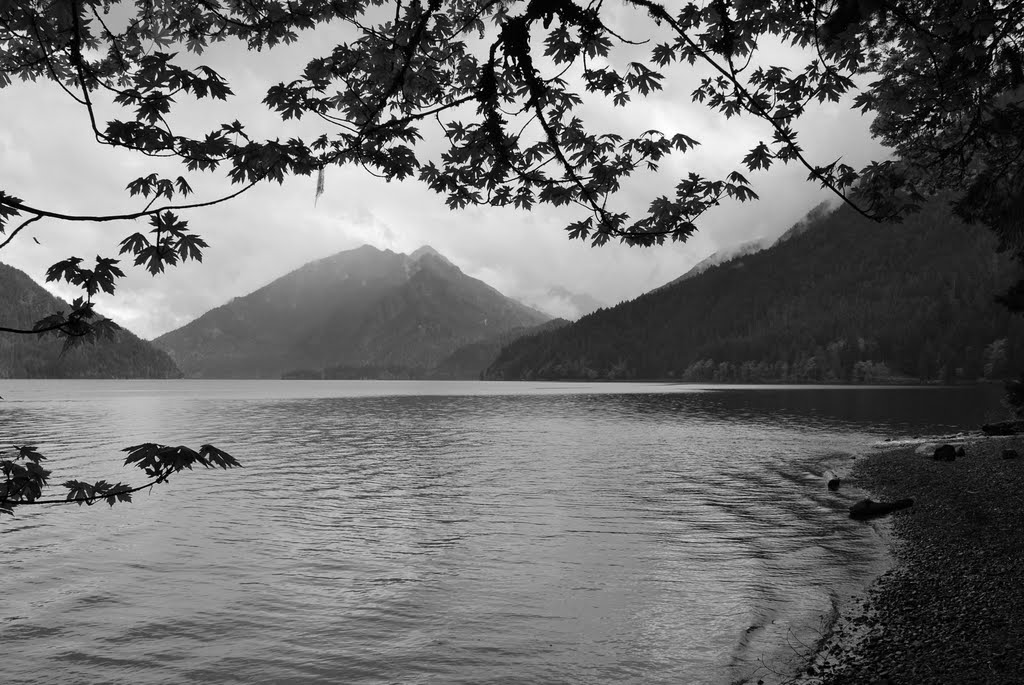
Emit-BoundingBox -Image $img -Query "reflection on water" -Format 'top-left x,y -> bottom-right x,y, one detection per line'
0,381 -> 1006,684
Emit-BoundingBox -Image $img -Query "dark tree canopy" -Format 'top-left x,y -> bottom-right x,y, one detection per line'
2,0 -> 1022,315
2,0 -> 1024,511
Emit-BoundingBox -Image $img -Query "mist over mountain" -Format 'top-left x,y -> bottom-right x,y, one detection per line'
656,201 -> 834,292
0,263 -> 180,378
485,198 -> 1024,383
521,286 -> 606,321
658,237 -> 774,291
154,245 -> 551,378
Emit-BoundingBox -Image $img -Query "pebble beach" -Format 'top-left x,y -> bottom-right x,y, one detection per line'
799,436 -> 1024,685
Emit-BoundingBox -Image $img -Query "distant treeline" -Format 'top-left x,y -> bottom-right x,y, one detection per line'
282,365 -> 427,380
281,319 -> 572,381
485,199 -> 1024,383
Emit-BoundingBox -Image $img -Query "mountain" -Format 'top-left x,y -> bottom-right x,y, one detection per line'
0,262 -> 181,378
484,197 -> 1024,383
154,245 -> 551,378
429,318 -> 570,379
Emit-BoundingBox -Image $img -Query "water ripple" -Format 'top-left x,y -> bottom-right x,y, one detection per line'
0,380 -> 1004,684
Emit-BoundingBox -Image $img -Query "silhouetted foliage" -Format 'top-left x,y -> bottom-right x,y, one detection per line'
3,0 -> 1021,335
1,442 -> 240,517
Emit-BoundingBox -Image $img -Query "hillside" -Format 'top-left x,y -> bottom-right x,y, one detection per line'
658,236 -> 773,290
155,245 -> 551,378
0,263 -> 181,378
429,318 -> 570,379
485,198 -> 1024,383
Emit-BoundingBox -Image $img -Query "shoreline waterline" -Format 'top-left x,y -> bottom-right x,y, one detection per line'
732,447 -> 894,685
788,434 -> 1024,684
785,462 -> 896,685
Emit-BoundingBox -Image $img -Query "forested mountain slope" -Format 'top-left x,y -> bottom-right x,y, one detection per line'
0,263 -> 181,378
429,318 -> 569,379
485,199 -> 1023,383
155,245 -> 551,378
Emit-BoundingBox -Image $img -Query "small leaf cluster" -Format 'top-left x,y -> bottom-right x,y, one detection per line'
0,446 -> 48,516
118,211 -> 208,275
32,256 -> 126,351
122,442 -> 241,479
0,190 -> 22,233
46,256 -> 125,299
63,479 -> 134,507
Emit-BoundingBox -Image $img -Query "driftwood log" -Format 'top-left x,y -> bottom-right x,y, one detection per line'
849,498 -> 914,521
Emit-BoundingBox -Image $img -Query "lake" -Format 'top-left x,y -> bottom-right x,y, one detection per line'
0,381 -> 1007,684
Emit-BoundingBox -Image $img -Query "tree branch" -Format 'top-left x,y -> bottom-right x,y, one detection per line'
0,181 -> 258,224
624,0 -> 880,222
0,214 -> 41,250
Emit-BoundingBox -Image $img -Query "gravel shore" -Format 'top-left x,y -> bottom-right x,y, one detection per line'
800,436 -> 1024,685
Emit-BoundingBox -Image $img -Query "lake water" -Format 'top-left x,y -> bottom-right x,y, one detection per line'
0,381 -> 1006,684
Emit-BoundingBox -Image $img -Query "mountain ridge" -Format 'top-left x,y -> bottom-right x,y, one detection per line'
154,244 -> 552,378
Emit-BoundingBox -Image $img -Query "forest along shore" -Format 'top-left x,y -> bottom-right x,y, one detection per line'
798,436 -> 1024,684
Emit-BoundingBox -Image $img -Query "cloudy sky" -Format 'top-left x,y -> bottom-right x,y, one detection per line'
0,5 -> 888,339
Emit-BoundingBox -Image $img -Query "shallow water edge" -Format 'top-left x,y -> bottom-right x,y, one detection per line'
738,448 -> 895,685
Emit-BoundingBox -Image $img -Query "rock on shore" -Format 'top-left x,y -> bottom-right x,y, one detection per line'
805,437 -> 1024,684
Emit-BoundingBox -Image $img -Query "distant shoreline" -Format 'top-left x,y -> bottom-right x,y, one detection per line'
486,378 -> 1005,386
282,374 -> 1008,386
1,375 -> 1010,386
792,435 -> 1024,683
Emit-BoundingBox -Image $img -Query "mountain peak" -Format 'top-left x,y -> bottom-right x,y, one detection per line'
408,245 -> 461,277
410,245 -> 444,261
